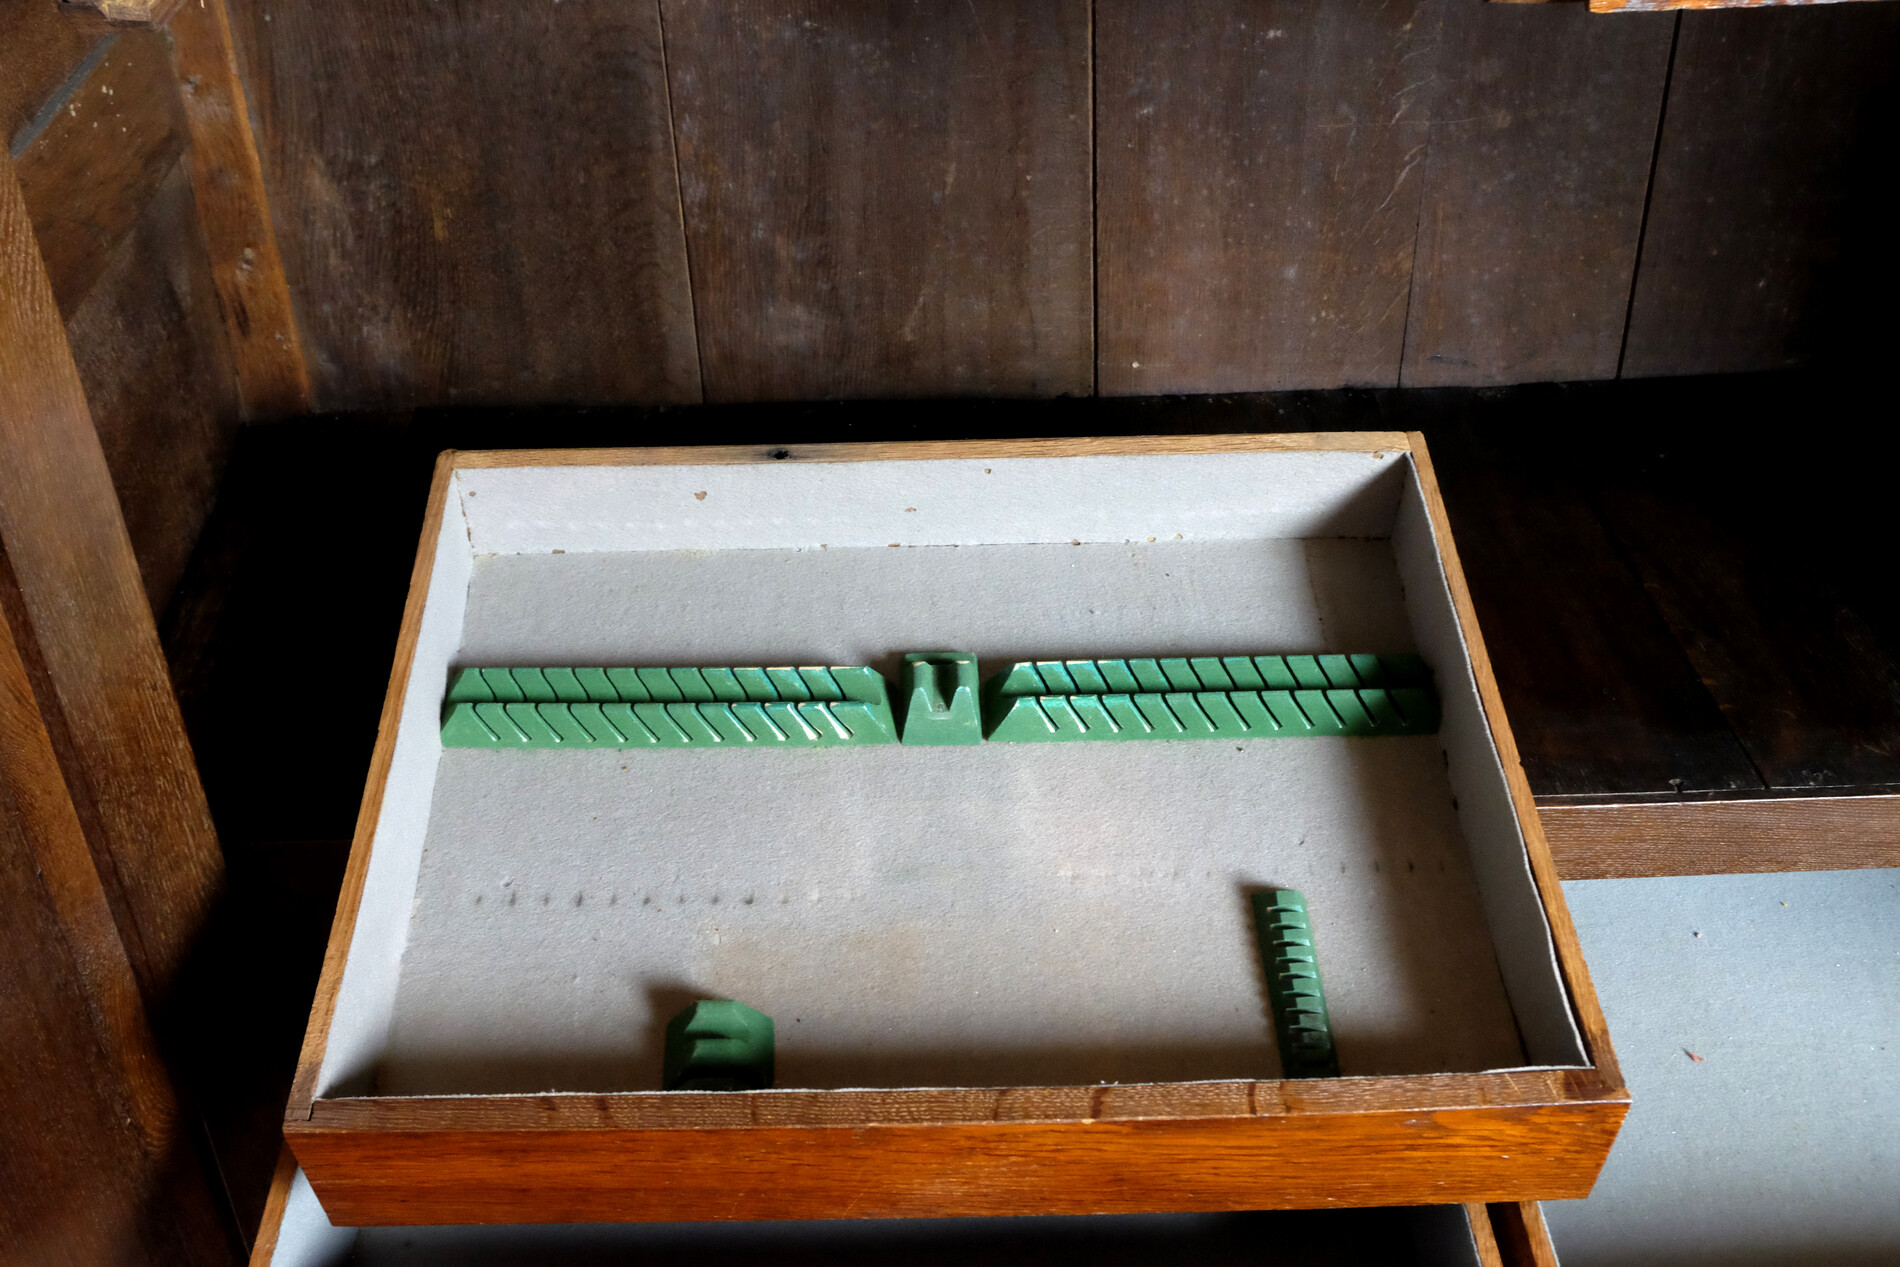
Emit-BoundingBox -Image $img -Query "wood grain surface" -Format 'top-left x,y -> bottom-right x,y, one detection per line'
1620,4 -> 1900,376
168,0 -> 312,420
1418,405 -> 1761,797
65,157 -> 243,613
1094,1 -> 1432,395
1401,1 -> 1674,386
1,0 -> 106,147
290,1096 -> 1625,1225
1594,483 -> 1900,790
1,145 -> 236,1267
12,29 -> 188,317
0,149 -> 224,1006
1487,1201 -> 1560,1267
664,0 -> 1092,402
228,0 -> 699,410
1540,793 -> 1900,880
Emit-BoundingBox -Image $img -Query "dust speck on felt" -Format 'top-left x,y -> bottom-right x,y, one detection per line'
1685,1050 -> 1705,1063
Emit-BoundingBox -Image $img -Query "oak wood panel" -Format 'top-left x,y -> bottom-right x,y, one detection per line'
0,0 -> 105,146
0,145 -> 236,1267
664,0 -> 1092,402
305,1067 -> 1616,1133
1621,4 -> 1900,377
12,29 -> 187,317
1401,1 -> 1674,386
1416,401 -> 1760,797
288,1102 -> 1627,1225
1539,794 -> 1900,880
59,0 -> 186,27
168,0 -> 312,420
1095,1 -> 1433,395
1487,1201 -> 1559,1267
230,0 -> 699,410
0,148 -> 223,1005
66,157 -> 243,614
1465,1203 -> 1506,1267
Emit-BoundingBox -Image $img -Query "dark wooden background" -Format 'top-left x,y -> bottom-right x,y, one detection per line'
220,0 -> 1898,412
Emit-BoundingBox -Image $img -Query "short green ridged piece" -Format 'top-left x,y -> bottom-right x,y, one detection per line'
1251,890 -> 1339,1079
980,654 -> 1438,742
441,664 -> 897,749
662,1000 -> 775,1091
898,651 -> 982,745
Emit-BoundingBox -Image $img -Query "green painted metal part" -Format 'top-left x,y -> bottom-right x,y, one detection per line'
1251,889 -> 1340,1080
897,651 -> 983,745
662,999 -> 775,1091
980,654 -> 1438,742
441,664 -> 898,748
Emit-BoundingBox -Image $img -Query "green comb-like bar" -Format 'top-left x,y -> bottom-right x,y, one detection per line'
980,654 -> 1438,742
1251,890 -> 1340,1079
440,664 -> 898,748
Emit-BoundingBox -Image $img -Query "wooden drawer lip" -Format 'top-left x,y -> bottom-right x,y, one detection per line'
444,431 -> 1417,470
286,1098 -> 1627,1227
292,1068 -> 1626,1133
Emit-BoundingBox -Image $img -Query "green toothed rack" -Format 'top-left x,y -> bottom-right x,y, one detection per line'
981,653 -> 1438,743
1252,889 -> 1340,1079
440,664 -> 898,748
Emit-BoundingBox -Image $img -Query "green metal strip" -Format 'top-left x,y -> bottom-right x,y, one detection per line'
981,654 -> 1438,741
442,665 -> 897,748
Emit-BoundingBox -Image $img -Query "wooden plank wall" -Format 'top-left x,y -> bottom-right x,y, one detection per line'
218,0 -> 1895,409
5,16 -> 245,616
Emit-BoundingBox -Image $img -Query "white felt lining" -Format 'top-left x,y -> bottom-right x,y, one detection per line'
313,448 -> 1585,1104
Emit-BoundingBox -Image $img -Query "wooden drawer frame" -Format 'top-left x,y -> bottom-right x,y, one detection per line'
282,433 -> 1627,1225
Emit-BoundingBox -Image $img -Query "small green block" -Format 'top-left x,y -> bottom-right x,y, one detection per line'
663,1000 -> 774,1091
1189,657 -> 1234,690
899,652 -> 982,745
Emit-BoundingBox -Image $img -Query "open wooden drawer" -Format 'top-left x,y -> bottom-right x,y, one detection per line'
283,434 -> 1626,1224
